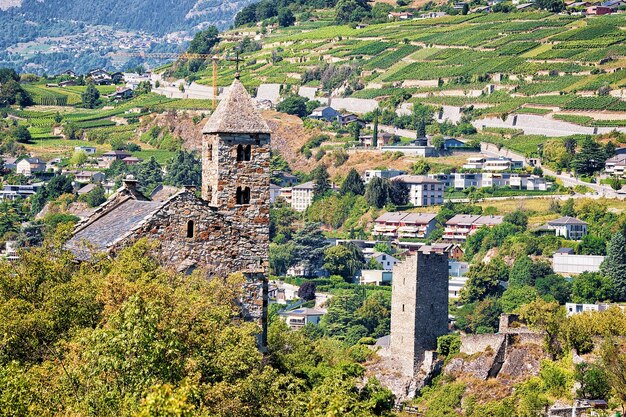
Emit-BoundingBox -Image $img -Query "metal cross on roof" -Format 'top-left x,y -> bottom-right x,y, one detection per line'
227,49 -> 244,78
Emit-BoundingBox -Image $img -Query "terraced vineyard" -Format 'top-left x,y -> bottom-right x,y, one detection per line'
198,11 -> 626,122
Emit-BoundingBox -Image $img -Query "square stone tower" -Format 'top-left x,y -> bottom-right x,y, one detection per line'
202,79 -> 271,211
390,247 -> 449,377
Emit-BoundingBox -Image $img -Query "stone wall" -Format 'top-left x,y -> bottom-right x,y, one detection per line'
390,250 -> 449,377
460,334 -> 506,356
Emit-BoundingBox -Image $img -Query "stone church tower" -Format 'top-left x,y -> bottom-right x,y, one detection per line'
390,247 -> 449,377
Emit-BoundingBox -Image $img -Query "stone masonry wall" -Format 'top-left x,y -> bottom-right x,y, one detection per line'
390,251 -> 449,377
460,334 -> 506,356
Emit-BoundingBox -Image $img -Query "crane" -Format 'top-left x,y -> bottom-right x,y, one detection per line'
117,51 -> 243,109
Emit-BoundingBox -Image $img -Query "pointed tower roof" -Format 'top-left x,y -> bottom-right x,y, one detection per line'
202,79 -> 271,134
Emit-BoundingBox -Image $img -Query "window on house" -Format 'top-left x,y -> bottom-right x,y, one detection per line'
187,220 -> 194,238
236,186 -> 251,204
207,144 -> 212,161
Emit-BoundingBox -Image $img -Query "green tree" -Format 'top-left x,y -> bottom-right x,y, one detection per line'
188,26 -> 219,54
10,125 -> 32,143
335,0 -> 371,23
277,9 -> 295,27
431,135 -> 445,151
411,158 -> 431,175
535,274 -> 571,304
571,137 -> 606,176
503,209 -> 528,229
571,271 -> 615,303
63,122 -> 81,140
298,281 -> 317,301
364,176 -> 390,209
81,83 -> 100,109
69,150 -> 88,166
560,198 -> 576,217
372,108 -> 379,148
132,157 -> 163,194
82,185 -> 107,207
276,95 -> 308,117
293,223 -> 328,271
312,165 -> 330,199
499,285 -> 538,313
460,258 -> 508,303
575,362 -> 610,401
509,257 -> 553,287
600,232 -> 626,300
323,244 -> 363,281
340,168 -> 365,196
412,103 -> 433,138
165,151 -> 201,187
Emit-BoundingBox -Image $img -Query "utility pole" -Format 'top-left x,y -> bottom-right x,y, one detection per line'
212,55 -> 219,109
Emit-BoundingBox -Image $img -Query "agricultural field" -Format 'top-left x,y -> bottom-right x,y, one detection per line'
194,11 -> 626,126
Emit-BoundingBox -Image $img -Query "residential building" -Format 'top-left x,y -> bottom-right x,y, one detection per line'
88,68 -> 112,84
359,132 -> 395,148
443,138 -> 467,149
0,183 -> 44,200
360,270 -> 393,285
373,212 -> 437,239
454,173 -> 482,189
122,156 -> 143,165
428,173 -> 453,188
364,169 -> 405,184
337,113 -> 360,126
449,277 -> 468,299
462,156 -> 523,171
272,170 -> 299,186
553,247 -> 604,275
565,302 -> 624,316
16,158 -> 46,176
101,150 -> 131,166
279,187 -> 292,206
547,217 -> 588,240
601,0 -> 625,9
368,252 -> 401,270
443,214 -> 504,242
380,144 -> 438,157
291,181 -> 315,212
108,88 -> 133,101
393,175 -> 444,207
75,146 -> 97,155
388,11 -> 414,19
280,308 -> 326,329
270,184 -> 282,203
310,106 -> 340,122
72,170 -> 106,183
76,183 -> 98,196
605,154 -> 626,177
420,11 -> 447,18
449,260 -> 469,277
1,156 -> 17,171
586,5 -> 613,13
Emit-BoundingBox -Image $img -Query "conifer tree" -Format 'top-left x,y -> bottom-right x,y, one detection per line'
313,165 -> 330,199
600,233 -> 626,300
372,108 -> 379,148
340,168 -> 364,196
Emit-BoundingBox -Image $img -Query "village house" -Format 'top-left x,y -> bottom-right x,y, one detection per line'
359,270 -> 393,285
388,11 -> 414,19
269,184 -> 282,203
393,175 -> 444,207
552,247 -> 603,275
122,156 -> 143,165
0,183 -> 44,200
337,113 -> 361,126
108,87 -> 133,101
358,132 -> 395,148
364,169 -> 405,184
605,154 -> 626,177
373,212 -> 438,239
1,156 -> 17,171
309,106 -> 340,122
75,146 -> 97,155
101,150 -> 131,167
443,214 -> 504,242
88,68 -> 112,85
586,5 -> 613,13
290,181 -> 337,211
72,170 -> 106,183
462,156 -> 524,171
280,308 -> 326,330
546,216 -> 588,240
367,252 -> 401,270
16,157 -> 46,176
565,302 -> 624,316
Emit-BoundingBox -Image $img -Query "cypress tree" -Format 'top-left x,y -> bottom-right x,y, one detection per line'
340,168 -> 365,196
600,233 -> 626,300
372,108 -> 379,148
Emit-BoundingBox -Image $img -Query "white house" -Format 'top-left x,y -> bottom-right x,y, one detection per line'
547,217 -> 588,240
553,247 -> 604,275
605,155 -> 626,177
393,175 -> 444,207
363,169 -> 405,184
462,156 -> 523,171
280,308 -> 326,329
75,146 -> 97,155
449,260 -> 469,277
565,303 -> 624,316
16,158 -> 46,176
449,277 -> 468,299
270,184 -> 282,203
359,270 -> 393,286
367,252 -> 401,270
291,181 -> 315,212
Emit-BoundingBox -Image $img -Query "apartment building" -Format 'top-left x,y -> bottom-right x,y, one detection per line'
443,214 -> 504,242
373,212 -> 438,239
363,169 -> 405,184
393,175 -> 444,206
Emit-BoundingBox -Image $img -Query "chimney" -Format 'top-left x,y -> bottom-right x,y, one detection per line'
123,174 -> 138,192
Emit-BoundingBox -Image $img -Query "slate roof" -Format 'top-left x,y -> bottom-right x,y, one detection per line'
394,175 -> 442,184
203,79 -> 271,134
548,216 -> 587,226
65,197 -> 168,260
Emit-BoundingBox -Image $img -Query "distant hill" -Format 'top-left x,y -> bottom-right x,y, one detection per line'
0,0 -> 257,74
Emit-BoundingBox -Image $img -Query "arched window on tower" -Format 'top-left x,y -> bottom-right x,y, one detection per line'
236,186 -> 251,205
186,220 -> 194,238
236,144 -> 251,161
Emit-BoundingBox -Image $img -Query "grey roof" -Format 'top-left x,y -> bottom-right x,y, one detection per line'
77,183 -> 97,195
65,198 -> 167,260
555,247 -> 575,254
548,216 -> 587,226
203,79 -> 271,134
293,180 -> 315,190
280,307 -> 326,317
446,214 -> 481,226
394,175 -> 442,184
